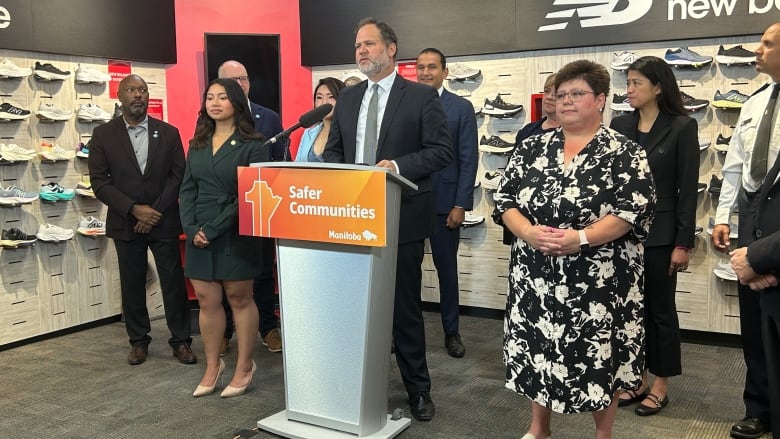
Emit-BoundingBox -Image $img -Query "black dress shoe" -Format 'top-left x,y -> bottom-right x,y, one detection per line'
730,417 -> 767,438
445,334 -> 465,358
127,345 -> 148,365
172,344 -> 197,364
408,392 -> 435,421
634,393 -> 668,416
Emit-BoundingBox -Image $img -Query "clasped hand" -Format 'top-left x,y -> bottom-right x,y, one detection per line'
193,229 -> 210,248
523,225 -> 578,256
730,247 -> 779,291
131,204 -> 161,235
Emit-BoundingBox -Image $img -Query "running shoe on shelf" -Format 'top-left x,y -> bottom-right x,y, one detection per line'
712,89 -> 749,109
36,223 -> 75,242
715,45 -> 756,65
610,51 -> 638,71
0,228 -> 38,248
77,216 -> 106,236
39,182 -> 76,202
664,47 -> 713,68
0,185 -> 39,206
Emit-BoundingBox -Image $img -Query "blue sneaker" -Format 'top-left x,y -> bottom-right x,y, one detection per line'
39,182 -> 75,202
664,47 -> 713,67
712,89 -> 749,109
0,185 -> 39,205
76,142 -> 89,159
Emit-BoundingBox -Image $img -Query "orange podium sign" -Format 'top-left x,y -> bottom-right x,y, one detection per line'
238,165 -> 387,247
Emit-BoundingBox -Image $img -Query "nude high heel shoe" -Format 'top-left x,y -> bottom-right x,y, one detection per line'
220,361 -> 256,398
192,358 -> 225,397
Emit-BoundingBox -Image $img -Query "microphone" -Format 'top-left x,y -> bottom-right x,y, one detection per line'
263,104 -> 333,147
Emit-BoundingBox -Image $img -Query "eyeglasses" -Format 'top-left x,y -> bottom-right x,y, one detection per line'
555,90 -> 595,102
229,76 -> 249,83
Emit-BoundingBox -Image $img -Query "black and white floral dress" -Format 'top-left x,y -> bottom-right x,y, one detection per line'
492,126 -> 655,414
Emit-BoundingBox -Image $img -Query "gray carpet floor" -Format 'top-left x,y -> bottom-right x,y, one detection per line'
0,311 -> 771,438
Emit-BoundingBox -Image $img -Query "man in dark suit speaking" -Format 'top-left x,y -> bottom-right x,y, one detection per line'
89,74 -> 194,366
323,18 -> 453,421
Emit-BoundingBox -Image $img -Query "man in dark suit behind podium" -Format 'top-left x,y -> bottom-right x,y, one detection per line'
323,18 -> 453,421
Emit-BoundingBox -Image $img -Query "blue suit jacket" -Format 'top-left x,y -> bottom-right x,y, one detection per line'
250,101 -> 284,160
432,89 -> 478,215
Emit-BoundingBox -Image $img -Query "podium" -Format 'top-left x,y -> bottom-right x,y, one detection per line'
237,162 -> 416,438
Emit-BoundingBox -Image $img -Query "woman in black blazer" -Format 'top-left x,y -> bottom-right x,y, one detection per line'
610,56 -> 699,416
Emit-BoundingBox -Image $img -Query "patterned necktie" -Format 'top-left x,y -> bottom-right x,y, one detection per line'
750,83 -> 780,183
364,84 -> 379,165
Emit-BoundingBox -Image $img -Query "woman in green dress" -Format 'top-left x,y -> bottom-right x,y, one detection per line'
180,78 -> 269,398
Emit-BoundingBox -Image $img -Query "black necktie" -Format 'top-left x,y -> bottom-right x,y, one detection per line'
750,83 -> 780,183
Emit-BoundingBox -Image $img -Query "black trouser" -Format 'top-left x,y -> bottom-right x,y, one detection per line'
223,237 -> 278,338
737,189 -> 770,423
643,245 -> 681,377
393,240 -> 431,395
429,214 -> 460,336
114,236 -> 191,347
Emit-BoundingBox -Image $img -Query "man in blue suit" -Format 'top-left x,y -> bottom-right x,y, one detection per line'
416,48 -> 478,358
218,60 -> 284,354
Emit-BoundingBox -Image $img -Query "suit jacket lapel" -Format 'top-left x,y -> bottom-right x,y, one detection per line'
144,118 -> 159,175
378,75 -> 406,154
441,89 -> 453,112
643,112 -> 672,157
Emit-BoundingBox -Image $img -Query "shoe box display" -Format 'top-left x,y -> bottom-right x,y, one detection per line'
0,49 -> 169,346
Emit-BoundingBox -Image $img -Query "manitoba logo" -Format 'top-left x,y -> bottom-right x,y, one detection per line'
538,0 -> 652,32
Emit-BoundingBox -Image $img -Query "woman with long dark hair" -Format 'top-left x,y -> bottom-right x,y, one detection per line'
180,78 -> 269,398
295,77 -> 345,162
610,55 -> 699,416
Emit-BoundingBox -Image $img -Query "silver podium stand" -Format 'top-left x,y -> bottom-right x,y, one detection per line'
248,163 -> 415,438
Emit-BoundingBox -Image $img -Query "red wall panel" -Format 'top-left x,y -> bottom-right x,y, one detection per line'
166,0 -> 312,152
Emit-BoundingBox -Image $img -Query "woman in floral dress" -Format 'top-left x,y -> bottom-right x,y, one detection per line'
493,60 -> 656,439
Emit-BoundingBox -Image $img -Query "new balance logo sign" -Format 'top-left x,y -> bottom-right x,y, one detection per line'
538,0 -> 652,32
0,6 -> 10,29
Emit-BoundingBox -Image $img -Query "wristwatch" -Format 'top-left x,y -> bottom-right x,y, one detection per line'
578,229 -> 590,254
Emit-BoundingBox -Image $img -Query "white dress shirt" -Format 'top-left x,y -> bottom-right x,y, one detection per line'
715,81 -> 780,224
355,71 -> 396,164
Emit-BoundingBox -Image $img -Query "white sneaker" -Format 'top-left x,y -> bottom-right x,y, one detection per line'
36,103 -> 73,121
610,51 -> 638,70
462,211 -> 485,228
482,170 -> 504,191
75,64 -> 111,84
713,260 -> 738,281
0,143 -> 37,161
0,58 -> 32,78
446,63 -> 481,81
36,223 -> 75,242
39,142 -> 76,161
77,216 -> 106,236
77,103 -> 112,122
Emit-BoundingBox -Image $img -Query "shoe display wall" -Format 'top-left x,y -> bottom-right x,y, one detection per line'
0,48 -> 168,346
311,33 -> 764,335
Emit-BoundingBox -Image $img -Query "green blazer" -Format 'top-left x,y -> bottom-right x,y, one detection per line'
179,133 -> 270,280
